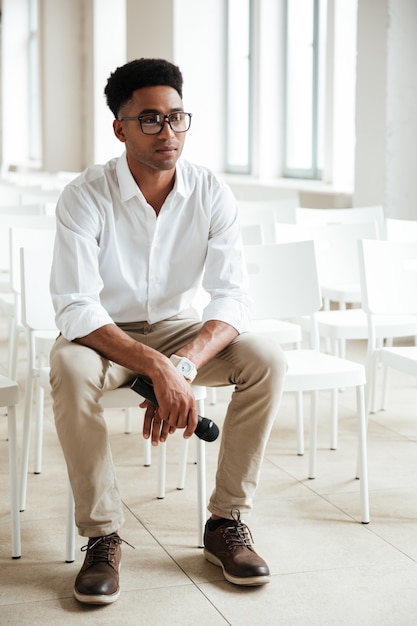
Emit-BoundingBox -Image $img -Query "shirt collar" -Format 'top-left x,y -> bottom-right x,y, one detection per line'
117,151 -> 187,202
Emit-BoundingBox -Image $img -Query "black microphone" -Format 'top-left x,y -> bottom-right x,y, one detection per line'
130,376 -> 219,442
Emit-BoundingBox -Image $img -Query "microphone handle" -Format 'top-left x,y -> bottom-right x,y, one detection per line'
130,376 -> 219,442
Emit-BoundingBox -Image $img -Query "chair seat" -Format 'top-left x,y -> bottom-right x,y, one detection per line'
296,309 -> 417,340
321,282 -> 361,304
283,349 -> 366,391
379,346 -> 417,377
250,318 -> 302,344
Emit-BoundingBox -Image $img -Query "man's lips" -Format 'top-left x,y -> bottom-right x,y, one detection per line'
156,145 -> 177,155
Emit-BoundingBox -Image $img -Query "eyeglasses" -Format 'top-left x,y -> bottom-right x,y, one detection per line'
119,112 -> 192,135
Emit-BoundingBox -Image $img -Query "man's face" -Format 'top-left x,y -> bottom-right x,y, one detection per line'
113,85 -> 187,174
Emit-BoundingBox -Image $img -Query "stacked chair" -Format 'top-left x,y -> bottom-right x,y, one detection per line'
358,239 -> 417,414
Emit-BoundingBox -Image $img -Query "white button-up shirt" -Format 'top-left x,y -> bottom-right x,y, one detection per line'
50,152 -> 252,341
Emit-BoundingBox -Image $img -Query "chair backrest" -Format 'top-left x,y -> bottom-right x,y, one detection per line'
0,182 -> 21,206
19,187 -> 61,209
359,239 -> 417,316
9,224 -> 56,294
274,221 -> 378,289
238,200 -> 297,244
240,223 -> 264,245
295,205 -> 386,238
0,214 -> 55,272
20,246 -> 57,331
243,240 -> 322,320
385,217 -> 417,241
0,204 -> 44,216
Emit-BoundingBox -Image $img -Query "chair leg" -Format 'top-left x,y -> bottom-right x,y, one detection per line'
308,391 -> 319,479
124,408 -> 132,434
196,437 -> 206,548
208,388 -> 217,405
34,377 -> 44,474
330,388 -> 338,450
369,349 -> 380,414
157,442 -> 167,499
355,384 -> 370,524
8,405 -> 21,558
143,437 -> 152,467
296,391 -> 304,455
381,365 -> 390,411
8,315 -> 18,380
19,332 -> 35,511
177,437 -> 190,490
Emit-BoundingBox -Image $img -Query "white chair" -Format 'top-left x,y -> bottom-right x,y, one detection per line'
273,222 -> 417,449
274,221 -> 379,311
295,205 -> 386,238
243,240 -> 369,523
0,203 -> 44,216
385,217 -> 417,241
359,239 -> 417,414
0,375 -> 21,559
238,200 -> 296,243
231,223 -> 305,452
18,244 -> 59,511
8,223 -> 56,379
0,214 -> 56,376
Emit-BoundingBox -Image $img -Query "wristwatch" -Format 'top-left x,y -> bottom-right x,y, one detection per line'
170,354 -> 197,382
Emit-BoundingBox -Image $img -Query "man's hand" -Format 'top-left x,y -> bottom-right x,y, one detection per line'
141,370 -> 198,445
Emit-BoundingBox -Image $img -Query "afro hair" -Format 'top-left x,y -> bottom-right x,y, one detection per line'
104,58 -> 183,118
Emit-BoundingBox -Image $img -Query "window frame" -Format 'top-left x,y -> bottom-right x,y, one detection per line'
225,0 -> 254,175
283,0 -> 324,179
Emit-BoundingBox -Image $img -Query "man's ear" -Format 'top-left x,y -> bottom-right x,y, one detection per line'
113,119 -> 127,143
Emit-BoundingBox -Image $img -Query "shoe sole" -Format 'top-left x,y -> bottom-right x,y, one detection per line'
73,587 -> 120,605
204,549 -> 270,586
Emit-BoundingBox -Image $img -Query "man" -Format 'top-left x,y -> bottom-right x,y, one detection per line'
49,58 -> 286,605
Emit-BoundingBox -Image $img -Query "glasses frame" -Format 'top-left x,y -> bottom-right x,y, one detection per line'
119,112 -> 192,135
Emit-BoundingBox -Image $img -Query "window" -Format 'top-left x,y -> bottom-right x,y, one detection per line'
225,0 -> 252,174
28,0 -> 41,163
284,0 -> 326,178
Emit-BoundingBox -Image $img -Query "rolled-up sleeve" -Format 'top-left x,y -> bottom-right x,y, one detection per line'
50,184 -> 115,341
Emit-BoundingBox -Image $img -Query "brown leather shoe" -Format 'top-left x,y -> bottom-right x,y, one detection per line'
73,533 -> 122,604
204,509 -> 270,586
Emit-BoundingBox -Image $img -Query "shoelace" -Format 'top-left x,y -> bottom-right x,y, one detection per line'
221,509 -> 254,550
81,533 -> 135,565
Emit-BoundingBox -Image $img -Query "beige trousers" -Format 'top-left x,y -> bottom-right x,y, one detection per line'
50,311 -> 286,537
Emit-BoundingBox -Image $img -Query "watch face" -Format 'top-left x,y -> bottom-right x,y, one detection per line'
180,362 -> 192,375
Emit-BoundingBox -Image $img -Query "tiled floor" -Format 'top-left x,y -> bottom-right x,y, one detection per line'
1,328 -> 417,625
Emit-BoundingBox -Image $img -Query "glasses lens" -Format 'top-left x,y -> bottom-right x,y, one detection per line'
139,112 -> 191,134
168,113 -> 191,132
140,114 -> 163,135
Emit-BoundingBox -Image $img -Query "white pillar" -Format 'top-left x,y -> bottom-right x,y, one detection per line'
353,0 -> 388,208
1,0 -> 30,169
385,0 -> 417,218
